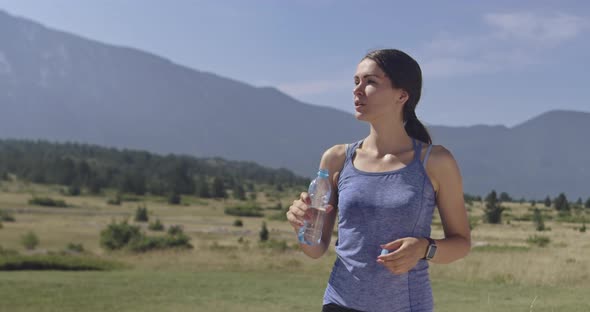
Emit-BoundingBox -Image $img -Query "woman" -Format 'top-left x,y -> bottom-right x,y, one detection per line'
287,49 -> 471,312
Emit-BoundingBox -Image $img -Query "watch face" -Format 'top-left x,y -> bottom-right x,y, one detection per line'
427,245 -> 437,259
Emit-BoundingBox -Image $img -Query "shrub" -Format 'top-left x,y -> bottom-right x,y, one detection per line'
100,220 -> 142,250
533,208 -> 545,231
233,219 -> 243,227
0,246 -> 19,256
0,209 -> 14,222
121,195 -> 142,202
134,205 -> 149,222
526,235 -> 550,247
581,223 -> 587,233
168,193 -> 181,205
65,243 -> 85,253
67,185 -> 81,196
148,219 -> 165,231
29,197 -> 67,208
167,224 -> 184,236
224,203 -> 263,217
0,254 -> 125,271
107,194 -> 122,205
127,233 -> 192,252
100,220 -> 191,252
556,213 -> 587,223
21,231 -> 39,250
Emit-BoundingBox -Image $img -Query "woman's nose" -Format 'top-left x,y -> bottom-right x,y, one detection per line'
353,84 -> 363,96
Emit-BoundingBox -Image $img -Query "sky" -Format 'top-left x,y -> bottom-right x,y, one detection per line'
0,0 -> 588,127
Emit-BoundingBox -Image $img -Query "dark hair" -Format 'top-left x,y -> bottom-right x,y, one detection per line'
363,49 -> 432,144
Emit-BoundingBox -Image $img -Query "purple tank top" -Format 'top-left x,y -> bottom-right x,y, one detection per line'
323,137 -> 436,311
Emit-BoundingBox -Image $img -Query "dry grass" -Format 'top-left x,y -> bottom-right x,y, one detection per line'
1,183 -> 588,290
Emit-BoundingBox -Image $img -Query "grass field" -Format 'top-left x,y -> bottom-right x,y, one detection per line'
0,180 -> 588,311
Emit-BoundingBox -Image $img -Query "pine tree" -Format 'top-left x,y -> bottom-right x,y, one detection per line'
484,190 -> 505,224
259,221 -> 269,242
170,162 -> 195,195
554,193 -> 570,212
499,192 -> 512,202
585,197 -> 590,209
212,177 -> 227,199
197,179 -> 211,198
233,184 -> 246,200
533,208 -> 545,231
544,196 -> 552,208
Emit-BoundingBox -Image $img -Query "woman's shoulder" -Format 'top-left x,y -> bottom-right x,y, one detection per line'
423,144 -> 460,175
321,144 -> 347,162
319,144 -> 347,172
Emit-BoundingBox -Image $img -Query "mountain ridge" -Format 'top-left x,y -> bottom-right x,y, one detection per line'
1,9 -> 588,199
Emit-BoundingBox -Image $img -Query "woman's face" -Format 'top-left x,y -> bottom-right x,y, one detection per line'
353,58 -> 407,123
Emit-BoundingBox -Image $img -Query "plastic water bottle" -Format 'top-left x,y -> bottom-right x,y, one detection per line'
298,169 -> 331,245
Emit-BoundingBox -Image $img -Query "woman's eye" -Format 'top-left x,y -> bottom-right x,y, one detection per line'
367,80 -> 375,84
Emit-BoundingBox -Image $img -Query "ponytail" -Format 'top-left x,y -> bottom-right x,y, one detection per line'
404,116 -> 432,145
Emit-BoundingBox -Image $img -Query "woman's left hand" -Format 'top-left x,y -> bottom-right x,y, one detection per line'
377,237 -> 428,275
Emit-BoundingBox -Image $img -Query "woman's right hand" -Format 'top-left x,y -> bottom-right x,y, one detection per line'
287,192 -> 333,232
287,192 -> 310,231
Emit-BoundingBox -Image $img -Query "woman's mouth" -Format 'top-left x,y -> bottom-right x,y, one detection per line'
354,102 -> 365,112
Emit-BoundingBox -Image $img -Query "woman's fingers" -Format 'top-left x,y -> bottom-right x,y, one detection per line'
300,192 -> 310,205
287,192 -> 311,229
286,211 -> 303,228
380,260 -> 412,275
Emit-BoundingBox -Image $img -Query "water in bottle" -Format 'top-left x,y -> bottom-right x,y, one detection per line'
298,169 -> 331,245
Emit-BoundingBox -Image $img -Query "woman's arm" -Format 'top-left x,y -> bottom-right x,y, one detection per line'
426,145 -> 471,264
377,145 -> 471,273
290,144 -> 346,259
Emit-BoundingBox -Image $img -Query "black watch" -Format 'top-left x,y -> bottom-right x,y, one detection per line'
423,237 -> 437,261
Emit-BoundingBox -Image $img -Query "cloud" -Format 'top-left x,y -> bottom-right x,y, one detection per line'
420,11 -> 588,78
484,12 -> 588,45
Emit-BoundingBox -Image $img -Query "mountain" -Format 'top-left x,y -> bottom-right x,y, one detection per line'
0,10 -> 588,200
431,110 -> 590,200
0,9 -> 367,173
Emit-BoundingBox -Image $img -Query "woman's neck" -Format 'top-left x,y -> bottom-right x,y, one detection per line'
363,120 -> 413,157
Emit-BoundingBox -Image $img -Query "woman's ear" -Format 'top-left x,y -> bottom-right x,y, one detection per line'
394,89 -> 410,106
397,89 -> 409,105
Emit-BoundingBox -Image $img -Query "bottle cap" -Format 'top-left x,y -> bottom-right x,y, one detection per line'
317,169 -> 329,178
